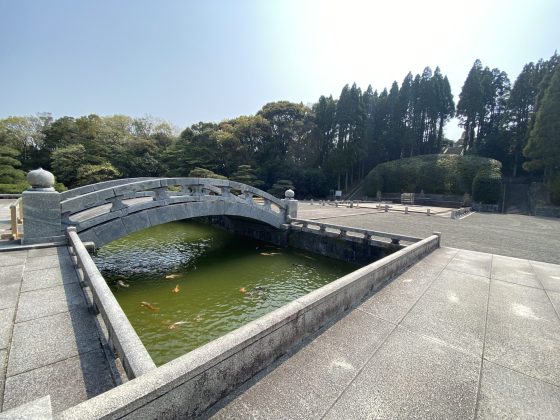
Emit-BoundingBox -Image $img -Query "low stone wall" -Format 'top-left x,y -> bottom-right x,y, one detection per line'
207,216 -> 419,265
58,233 -> 440,419
535,206 -> 560,218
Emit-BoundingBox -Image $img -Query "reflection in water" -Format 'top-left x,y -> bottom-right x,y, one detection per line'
94,221 -> 358,366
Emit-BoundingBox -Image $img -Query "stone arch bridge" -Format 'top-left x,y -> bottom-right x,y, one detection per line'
22,176 -> 297,247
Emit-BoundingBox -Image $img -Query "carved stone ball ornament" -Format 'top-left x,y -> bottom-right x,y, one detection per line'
27,168 -> 56,191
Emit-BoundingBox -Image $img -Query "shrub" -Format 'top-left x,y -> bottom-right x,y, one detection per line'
364,154 -> 502,196
472,172 -> 502,204
0,182 -> 28,194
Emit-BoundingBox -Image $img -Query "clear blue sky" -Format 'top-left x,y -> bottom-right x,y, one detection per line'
1,0 -> 559,140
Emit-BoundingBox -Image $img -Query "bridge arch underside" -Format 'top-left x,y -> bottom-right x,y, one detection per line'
75,200 -> 284,248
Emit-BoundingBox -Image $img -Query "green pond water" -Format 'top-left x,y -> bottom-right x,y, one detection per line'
93,221 -> 359,366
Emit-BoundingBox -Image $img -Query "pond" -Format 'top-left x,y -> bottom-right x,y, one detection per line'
94,221 -> 359,366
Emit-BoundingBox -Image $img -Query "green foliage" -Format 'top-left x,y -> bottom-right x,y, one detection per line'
76,163 -> 121,187
188,167 -> 227,179
51,144 -> 87,187
0,145 -> 26,185
364,154 -> 502,196
229,165 -> 263,187
268,180 -> 294,198
523,63 -> 560,183
472,171 -> 502,204
0,183 -> 28,194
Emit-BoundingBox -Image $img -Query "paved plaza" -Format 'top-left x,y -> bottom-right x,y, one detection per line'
0,246 -> 119,414
298,202 -> 560,264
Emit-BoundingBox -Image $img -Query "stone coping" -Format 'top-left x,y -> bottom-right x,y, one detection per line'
58,232 -> 439,419
66,227 -> 156,379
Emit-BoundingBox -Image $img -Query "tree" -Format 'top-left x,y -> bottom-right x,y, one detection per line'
50,144 -> 88,187
523,64 -> 560,189
268,179 -> 294,198
188,167 -> 227,179
0,145 -> 27,190
76,163 -> 121,187
229,165 -> 264,187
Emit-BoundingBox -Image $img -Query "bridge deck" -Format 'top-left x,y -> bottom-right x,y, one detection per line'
0,246 -> 120,414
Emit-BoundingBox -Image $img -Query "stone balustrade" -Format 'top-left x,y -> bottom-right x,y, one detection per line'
451,207 -> 473,219
291,218 -> 422,246
66,227 -> 156,379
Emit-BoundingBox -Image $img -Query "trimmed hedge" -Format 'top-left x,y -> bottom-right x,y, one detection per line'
364,154 -> 502,198
472,172 -> 502,204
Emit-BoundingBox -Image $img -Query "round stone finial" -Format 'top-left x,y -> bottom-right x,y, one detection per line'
27,168 -> 55,191
285,189 -> 295,199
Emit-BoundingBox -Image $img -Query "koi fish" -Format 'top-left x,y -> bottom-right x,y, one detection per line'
117,280 -> 130,288
172,284 -> 180,293
260,252 -> 280,256
140,301 -> 160,311
165,274 -> 179,279
239,287 -> 247,293
168,321 -> 187,330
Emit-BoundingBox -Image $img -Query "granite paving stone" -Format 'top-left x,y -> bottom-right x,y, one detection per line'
0,266 -> 23,311
400,268 -> 489,356
24,253 -> 73,272
445,249 -> 492,278
26,246 -> 65,258
530,260 -> 560,292
21,265 -> 79,292
212,310 -> 394,419
323,327 -> 480,420
358,260 -> 443,323
0,308 -> 15,350
491,254 -> 541,288
16,283 -> 86,323
0,395 -> 52,419
2,349 -> 115,414
477,360 -> 560,420
548,291 -> 560,317
0,350 -> 6,411
7,308 -> 101,377
0,252 -> 26,268
416,246 -> 458,268
485,280 -> 560,386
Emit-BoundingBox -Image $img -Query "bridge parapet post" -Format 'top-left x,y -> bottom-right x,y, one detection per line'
22,168 -> 65,244
282,188 -> 298,223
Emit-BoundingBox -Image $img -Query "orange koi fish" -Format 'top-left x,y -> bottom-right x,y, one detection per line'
140,301 -> 160,312
172,284 -> 180,293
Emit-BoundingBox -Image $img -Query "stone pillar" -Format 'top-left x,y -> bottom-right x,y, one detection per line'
22,169 -> 65,244
282,189 -> 298,222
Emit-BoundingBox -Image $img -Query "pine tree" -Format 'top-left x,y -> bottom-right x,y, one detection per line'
523,63 -> 560,186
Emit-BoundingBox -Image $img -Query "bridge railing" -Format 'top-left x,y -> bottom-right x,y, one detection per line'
67,227 -> 156,378
59,177 -> 158,200
290,218 -> 423,245
60,177 -> 289,230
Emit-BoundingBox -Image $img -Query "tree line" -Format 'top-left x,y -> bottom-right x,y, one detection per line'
1,52 -> 559,199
